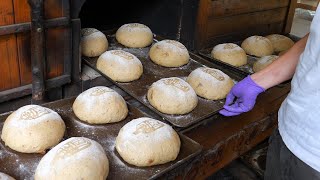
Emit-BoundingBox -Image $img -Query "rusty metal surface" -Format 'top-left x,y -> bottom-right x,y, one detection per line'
83,34 -> 244,128
0,97 -> 202,180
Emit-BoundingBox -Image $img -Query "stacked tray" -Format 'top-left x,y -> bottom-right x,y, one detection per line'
198,35 -> 300,76
0,97 -> 202,180
83,34 -> 244,128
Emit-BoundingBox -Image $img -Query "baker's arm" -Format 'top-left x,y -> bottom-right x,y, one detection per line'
220,34 -> 309,116
251,34 -> 309,89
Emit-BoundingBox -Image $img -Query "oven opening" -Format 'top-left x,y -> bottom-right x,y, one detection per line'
79,0 -> 198,50
79,0 -> 184,40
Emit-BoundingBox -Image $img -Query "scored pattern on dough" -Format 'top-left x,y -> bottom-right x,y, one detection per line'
111,50 -> 134,60
20,106 -> 51,120
223,43 -> 237,50
81,28 -> 99,37
54,138 -> 92,160
201,68 -> 225,81
164,40 -> 186,49
126,23 -> 147,28
133,120 -> 164,135
163,78 -> 190,92
270,34 -> 285,40
253,36 -> 265,41
90,87 -> 113,96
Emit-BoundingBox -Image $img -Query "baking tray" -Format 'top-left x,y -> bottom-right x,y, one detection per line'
198,34 -> 300,76
83,34 -> 244,128
0,97 -> 202,180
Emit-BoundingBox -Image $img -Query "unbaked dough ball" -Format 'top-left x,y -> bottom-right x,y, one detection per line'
97,50 -> 143,82
81,28 -> 108,57
241,36 -> 274,57
73,86 -> 128,124
147,77 -> 198,115
0,172 -> 15,180
35,137 -> 109,180
116,23 -> 153,48
116,117 -> 180,167
187,67 -> 234,100
211,43 -> 247,67
149,40 -> 190,67
1,105 -> 65,153
253,55 -> 279,72
266,34 -> 294,52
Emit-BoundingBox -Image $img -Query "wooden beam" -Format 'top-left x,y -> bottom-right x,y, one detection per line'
0,75 -> 70,103
28,0 -> 46,103
0,17 -> 70,36
296,2 -> 318,10
284,0 -> 298,34
0,85 -> 32,103
71,19 -> 81,81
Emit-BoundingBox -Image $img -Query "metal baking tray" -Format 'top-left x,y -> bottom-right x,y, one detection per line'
198,34 -> 300,76
0,97 -> 202,180
83,34 -> 244,128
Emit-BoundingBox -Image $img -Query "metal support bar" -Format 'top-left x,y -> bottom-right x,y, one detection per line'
0,17 -> 70,36
28,0 -> 46,103
71,19 -> 81,81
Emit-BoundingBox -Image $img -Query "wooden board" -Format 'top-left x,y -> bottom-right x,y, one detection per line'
208,0 -> 290,18
207,8 -> 288,37
204,23 -> 284,47
13,0 -> 32,86
45,0 -> 70,79
0,0 -> 20,91
195,0 -> 295,50
0,0 -> 71,90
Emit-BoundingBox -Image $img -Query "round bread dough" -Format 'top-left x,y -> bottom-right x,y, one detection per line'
149,40 -> 190,67
116,117 -> 180,167
116,23 -> 153,48
253,55 -> 278,72
97,50 -> 143,82
211,43 -> 247,67
73,86 -> 128,124
147,77 -> 198,115
1,105 -> 65,153
187,67 -> 234,100
241,36 -> 274,57
81,28 -> 108,57
266,34 -> 294,52
0,172 -> 15,180
35,137 -> 109,180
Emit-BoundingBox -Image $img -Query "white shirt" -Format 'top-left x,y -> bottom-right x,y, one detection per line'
279,6 -> 320,172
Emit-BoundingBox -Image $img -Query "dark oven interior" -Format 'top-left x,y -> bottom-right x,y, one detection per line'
78,0 -> 198,49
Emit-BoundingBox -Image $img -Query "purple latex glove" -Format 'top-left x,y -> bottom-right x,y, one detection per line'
219,76 -> 265,116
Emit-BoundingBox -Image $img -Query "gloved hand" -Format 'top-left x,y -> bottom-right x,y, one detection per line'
219,76 -> 265,116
